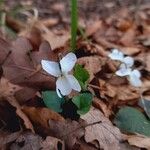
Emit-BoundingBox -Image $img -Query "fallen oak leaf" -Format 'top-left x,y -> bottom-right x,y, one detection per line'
0,131 -> 21,149
0,77 -> 34,132
41,136 -> 65,150
7,96 -> 35,133
0,77 -> 22,98
121,47 -> 141,56
48,119 -> 85,149
10,131 -> 43,150
124,134 -> 150,150
22,106 -> 65,129
86,20 -> 102,37
81,107 -> 123,150
99,79 -> 140,103
92,97 -> 112,117
2,37 -> 56,92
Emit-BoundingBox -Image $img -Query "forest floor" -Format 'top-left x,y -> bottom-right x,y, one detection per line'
0,0 -> 150,150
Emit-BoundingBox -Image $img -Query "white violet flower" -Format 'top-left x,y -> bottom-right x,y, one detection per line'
109,49 -> 134,67
122,56 -> 134,68
116,63 -> 132,77
108,49 -> 124,61
116,64 -> 142,87
128,69 -> 142,87
41,52 -> 81,97
109,49 -> 142,87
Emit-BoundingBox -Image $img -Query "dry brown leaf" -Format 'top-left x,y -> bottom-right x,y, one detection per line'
2,37 -> 56,91
116,19 -> 133,32
99,79 -> 140,103
145,54 -> 150,72
121,47 -> 141,55
10,131 -> 43,150
0,77 -> 21,99
10,131 -> 65,150
41,136 -> 65,150
0,131 -> 21,149
20,19 -> 70,50
8,96 -> 34,132
81,107 -> 123,150
78,41 -> 107,57
92,97 -> 112,117
22,106 -> 65,129
43,31 -> 70,50
119,27 -> 136,46
48,119 -> 85,149
86,20 -> 102,37
77,56 -> 104,81
41,18 -> 59,27
125,134 -> 150,150
0,78 -> 34,132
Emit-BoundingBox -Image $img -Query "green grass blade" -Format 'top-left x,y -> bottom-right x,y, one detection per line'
71,0 -> 78,52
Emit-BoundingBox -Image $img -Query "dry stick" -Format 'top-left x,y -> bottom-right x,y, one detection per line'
7,96 -> 35,133
88,83 -> 101,90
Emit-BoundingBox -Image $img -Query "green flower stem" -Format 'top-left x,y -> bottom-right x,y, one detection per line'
71,0 -> 78,52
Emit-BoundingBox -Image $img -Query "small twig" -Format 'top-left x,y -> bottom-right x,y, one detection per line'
88,83 -> 101,90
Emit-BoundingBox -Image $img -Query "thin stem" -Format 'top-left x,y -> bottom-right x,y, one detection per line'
103,61 -> 122,87
71,0 -> 78,52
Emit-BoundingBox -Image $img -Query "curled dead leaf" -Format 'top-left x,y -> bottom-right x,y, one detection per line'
124,134 -> 150,150
81,107 -> 123,150
22,106 -> 65,129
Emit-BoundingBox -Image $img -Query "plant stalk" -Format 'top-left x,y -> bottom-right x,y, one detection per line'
71,0 -> 78,52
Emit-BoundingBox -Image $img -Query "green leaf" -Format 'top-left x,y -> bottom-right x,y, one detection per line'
74,64 -> 89,90
72,93 -> 93,115
42,91 -> 65,113
114,106 -> 150,137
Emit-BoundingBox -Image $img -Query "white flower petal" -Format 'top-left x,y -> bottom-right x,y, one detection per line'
60,53 -> 77,73
56,88 -> 62,98
41,60 -> 61,77
123,56 -> 134,67
115,64 -> 131,77
66,75 -> 81,92
128,69 -> 142,87
108,49 -> 124,61
129,75 -> 142,87
131,69 -> 141,78
56,76 -> 72,96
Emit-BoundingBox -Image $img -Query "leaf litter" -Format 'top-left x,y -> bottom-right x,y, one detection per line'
0,0 -> 150,150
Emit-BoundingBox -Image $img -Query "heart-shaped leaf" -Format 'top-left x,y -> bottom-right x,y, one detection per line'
42,91 -> 65,113
73,64 -> 89,90
114,106 -> 150,137
72,93 -> 93,115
